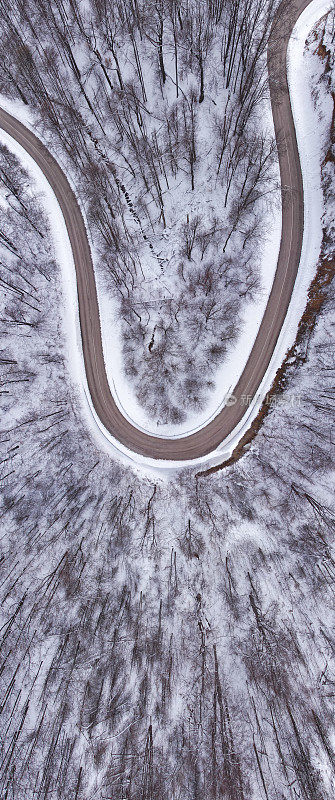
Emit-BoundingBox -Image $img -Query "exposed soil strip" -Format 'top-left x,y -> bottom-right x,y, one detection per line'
196,244 -> 335,478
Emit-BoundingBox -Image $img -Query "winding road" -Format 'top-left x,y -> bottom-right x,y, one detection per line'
0,0 -> 319,460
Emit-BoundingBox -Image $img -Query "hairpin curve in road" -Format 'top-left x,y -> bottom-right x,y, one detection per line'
0,0 -> 316,460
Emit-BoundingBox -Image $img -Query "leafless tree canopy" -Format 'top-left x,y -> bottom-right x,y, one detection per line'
0,4 -> 334,800
0,0 -> 280,424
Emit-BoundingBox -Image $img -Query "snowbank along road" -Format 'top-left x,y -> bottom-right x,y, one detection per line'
0,0 -> 321,461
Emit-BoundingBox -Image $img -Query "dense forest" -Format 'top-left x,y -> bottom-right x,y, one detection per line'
0,0 -> 279,423
0,1 -> 334,799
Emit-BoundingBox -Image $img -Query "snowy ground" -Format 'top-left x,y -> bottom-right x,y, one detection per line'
95,134 -> 282,439
0,7 -> 334,792
96,0 -> 333,444
0,0 -> 333,471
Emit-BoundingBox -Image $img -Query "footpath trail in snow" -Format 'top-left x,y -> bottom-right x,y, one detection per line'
0,0 -> 330,468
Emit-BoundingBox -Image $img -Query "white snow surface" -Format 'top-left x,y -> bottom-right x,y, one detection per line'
0,0 -> 333,471
96,164 -> 282,440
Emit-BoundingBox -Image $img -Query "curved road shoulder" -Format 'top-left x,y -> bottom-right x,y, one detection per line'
0,0 -> 318,460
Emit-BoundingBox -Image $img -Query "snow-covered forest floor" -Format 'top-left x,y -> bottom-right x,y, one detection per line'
0,1 -> 334,799
0,0 -> 283,427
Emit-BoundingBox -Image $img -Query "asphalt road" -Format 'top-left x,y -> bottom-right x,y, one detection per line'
0,0 -> 316,460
